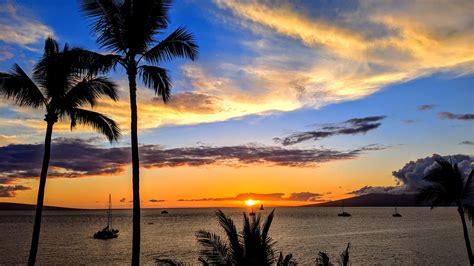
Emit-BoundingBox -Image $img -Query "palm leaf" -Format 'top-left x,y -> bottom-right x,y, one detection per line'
68,48 -> 122,75
216,209 -> 244,264
140,65 -> 171,102
463,170 -> 474,198
195,230 -> 230,265
316,251 -> 330,266
143,27 -> 198,64
339,243 -> 350,266
0,64 -> 45,108
69,108 -> 121,142
64,76 -> 118,108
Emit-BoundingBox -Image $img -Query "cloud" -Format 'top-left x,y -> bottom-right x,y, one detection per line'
401,119 -> 416,124
392,154 -> 473,192
0,50 -> 13,61
274,116 -> 385,146
149,199 -> 165,203
179,192 -> 323,202
0,2 -> 53,48
460,141 -> 474,146
0,184 -> 30,197
417,104 -> 436,111
439,112 -> 474,121
350,154 -> 474,195
119,197 -> 126,203
348,185 -> 398,195
0,138 -> 385,184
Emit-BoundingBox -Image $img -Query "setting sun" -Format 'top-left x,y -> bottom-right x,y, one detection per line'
244,199 -> 257,206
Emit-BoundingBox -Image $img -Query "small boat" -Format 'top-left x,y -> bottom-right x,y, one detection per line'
94,194 -> 119,240
259,204 -> 264,210
392,206 -> 402,217
338,200 -> 351,217
161,210 -> 168,214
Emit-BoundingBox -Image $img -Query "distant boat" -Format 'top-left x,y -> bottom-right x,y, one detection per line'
392,206 -> 402,217
161,210 -> 168,214
259,204 -> 264,210
94,194 -> 119,240
338,200 -> 351,217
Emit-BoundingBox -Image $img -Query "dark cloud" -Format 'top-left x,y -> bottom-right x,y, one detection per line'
417,104 -> 436,111
460,141 -> 474,145
350,154 -> 473,195
439,112 -> 474,120
179,192 -> 323,202
149,199 -> 165,203
0,185 -> 30,197
0,138 -> 385,184
274,116 -> 386,146
119,197 -> 126,203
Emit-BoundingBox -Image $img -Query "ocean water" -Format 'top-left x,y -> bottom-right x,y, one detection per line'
0,207 -> 471,265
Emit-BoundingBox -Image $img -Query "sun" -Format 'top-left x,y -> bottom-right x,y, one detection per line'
244,199 -> 257,207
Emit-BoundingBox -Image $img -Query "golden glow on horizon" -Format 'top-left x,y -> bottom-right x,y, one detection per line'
244,199 -> 257,206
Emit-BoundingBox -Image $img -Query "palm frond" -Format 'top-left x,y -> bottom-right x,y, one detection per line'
195,230 -> 230,265
80,0 -> 126,53
316,251 -> 331,266
64,76 -> 118,108
463,170 -> 474,198
216,209 -> 243,263
261,209 -> 275,240
69,108 -> 121,142
277,252 -> 296,266
68,48 -> 121,75
139,65 -> 171,102
0,64 -> 45,108
339,243 -> 350,266
416,184 -> 451,208
44,36 -> 59,55
143,27 -> 198,64
464,203 -> 474,225
155,258 -> 186,266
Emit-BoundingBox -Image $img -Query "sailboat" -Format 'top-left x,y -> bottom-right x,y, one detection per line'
392,206 -> 402,217
337,200 -> 351,217
94,194 -> 119,239
259,204 -> 264,210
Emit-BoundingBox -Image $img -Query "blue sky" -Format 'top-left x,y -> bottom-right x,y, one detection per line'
0,0 -> 472,206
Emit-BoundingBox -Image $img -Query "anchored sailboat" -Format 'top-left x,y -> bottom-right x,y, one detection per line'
392,206 -> 402,217
338,200 -> 351,217
94,194 -> 119,239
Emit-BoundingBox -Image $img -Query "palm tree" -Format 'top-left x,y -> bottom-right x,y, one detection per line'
79,1 -> 198,263
417,158 -> 474,265
0,37 -> 121,265
196,209 -> 279,265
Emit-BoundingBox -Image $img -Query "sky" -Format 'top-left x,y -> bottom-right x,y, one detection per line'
0,0 -> 473,208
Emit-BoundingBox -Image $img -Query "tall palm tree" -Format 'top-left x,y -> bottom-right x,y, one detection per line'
80,1 -> 198,263
196,209 -> 278,265
0,37 -> 121,265
417,158 -> 474,265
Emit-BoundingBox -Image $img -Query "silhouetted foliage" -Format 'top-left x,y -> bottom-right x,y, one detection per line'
196,209 -> 276,265
417,158 -> 474,265
80,1 -> 198,263
315,243 -> 350,266
277,252 -> 297,266
0,37 -> 120,265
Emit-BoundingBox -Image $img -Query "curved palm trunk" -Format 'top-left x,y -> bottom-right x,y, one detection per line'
128,63 -> 141,266
28,121 -> 54,266
457,203 -> 474,265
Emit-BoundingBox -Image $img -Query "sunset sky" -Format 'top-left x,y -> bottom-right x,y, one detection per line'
0,0 -> 473,208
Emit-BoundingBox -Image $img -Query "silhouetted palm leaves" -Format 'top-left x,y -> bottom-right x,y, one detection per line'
80,1 -> 198,263
196,209 -> 277,265
315,243 -> 350,266
417,158 -> 474,265
0,37 -> 120,265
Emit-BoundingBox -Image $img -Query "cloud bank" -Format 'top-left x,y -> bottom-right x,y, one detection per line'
0,138 -> 385,185
439,112 -> 474,121
179,192 -> 324,202
0,184 -> 30,197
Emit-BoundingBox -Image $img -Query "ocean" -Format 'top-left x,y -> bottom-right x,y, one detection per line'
0,207 -> 470,265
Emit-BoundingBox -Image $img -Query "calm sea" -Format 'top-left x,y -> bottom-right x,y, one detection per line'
0,207 -> 471,265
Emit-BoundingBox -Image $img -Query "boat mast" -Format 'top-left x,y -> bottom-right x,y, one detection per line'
108,194 -> 112,228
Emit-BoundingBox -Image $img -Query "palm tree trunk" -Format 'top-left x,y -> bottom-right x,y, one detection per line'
28,121 -> 54,266
458,203 -> 474,265
128,63 -> 141,266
